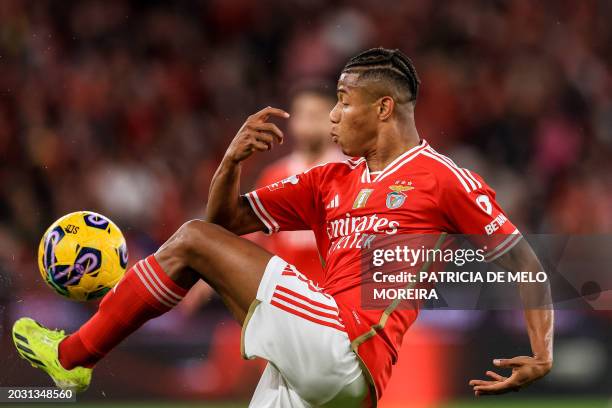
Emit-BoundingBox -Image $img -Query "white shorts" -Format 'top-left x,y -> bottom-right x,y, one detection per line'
242,256 -> 368,407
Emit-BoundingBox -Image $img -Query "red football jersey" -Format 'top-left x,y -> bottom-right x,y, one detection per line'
245,140 -> 521,401
253,149 -> 344,284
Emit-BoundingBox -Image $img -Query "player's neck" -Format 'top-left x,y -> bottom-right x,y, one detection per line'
365,125 -> 420,172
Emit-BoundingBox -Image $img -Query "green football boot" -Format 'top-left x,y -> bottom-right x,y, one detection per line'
12,317 -> 91,392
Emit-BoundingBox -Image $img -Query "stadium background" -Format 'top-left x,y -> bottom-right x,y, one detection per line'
0,0 -> 610,407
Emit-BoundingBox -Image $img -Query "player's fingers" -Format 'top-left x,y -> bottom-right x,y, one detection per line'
252,131 -> 274,146
251,106 -> 290,121
493,357 -> 526,368
473,379 -> 518,395
470,380 -> 502,398
486,370 -> 506,381
473,388 -> 507,396
468,379 -> 497,387
251,140 -> 272,151
253,122 -> 284,144
252,124 -> 283,144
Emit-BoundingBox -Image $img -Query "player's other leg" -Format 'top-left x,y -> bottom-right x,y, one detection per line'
13,220 -> 271,391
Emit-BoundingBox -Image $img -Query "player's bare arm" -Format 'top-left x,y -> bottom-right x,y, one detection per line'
469,238 -> 554,396
206,106 -> 289,235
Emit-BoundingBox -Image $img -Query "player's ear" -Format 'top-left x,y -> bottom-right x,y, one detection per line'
378,96 -> 394,121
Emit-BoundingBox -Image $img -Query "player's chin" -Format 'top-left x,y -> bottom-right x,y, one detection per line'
334,135 -> 361,156
340,145 -> 363,157
339,144 -> 353,156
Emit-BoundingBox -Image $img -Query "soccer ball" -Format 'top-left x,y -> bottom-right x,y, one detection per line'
38,211 -> 128,301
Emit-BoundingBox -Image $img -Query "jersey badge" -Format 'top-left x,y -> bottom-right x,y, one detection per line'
386,183 -> 413,209
352,189 -> 374,209
476,194 -> 493,215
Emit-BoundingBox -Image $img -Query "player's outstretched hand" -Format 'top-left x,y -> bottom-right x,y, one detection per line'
468,356 -> 552,396
225,106 -> 290,163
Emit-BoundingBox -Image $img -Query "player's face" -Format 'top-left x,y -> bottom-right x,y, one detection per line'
329,73 -> 379,157
289,93 -> 334,150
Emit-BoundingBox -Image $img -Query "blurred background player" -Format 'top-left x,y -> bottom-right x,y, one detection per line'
250,82 -> 344,284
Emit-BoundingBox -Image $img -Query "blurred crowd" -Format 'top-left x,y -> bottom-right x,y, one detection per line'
1,0 -> 612,265
1,0 -> 611,402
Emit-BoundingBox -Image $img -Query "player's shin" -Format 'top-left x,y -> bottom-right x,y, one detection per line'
58,255 -> 190,370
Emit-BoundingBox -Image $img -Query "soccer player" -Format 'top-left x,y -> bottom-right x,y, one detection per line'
251,82 -> 344,283
13,48 -> 553,407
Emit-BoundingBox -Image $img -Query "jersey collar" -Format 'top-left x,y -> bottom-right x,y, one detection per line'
361,139 -> 429,183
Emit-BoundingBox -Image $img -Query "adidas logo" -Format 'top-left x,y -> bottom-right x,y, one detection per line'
326,194 -> 340,209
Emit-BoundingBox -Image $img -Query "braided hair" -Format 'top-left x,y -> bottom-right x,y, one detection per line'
342,48 -> 420,103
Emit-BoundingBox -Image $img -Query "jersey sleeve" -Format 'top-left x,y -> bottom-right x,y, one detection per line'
440,170 -> 522,262
244,169 -> 322,234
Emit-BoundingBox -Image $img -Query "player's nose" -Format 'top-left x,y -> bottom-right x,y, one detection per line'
329,103 -> 340,124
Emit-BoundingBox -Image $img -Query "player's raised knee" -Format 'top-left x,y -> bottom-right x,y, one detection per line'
156,219 -> 216,271
174,219 -> 231,254
175,219 -> 212,250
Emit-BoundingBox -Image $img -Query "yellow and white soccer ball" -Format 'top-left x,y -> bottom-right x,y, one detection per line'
38,211 -> 128,301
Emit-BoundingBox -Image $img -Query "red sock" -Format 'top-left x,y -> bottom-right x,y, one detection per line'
58,255 -> 189,369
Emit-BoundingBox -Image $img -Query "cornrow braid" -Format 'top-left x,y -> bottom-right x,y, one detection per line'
342,47 -> 420,102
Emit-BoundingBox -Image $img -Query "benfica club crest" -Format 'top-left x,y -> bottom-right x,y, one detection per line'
386,183 -> 414,209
